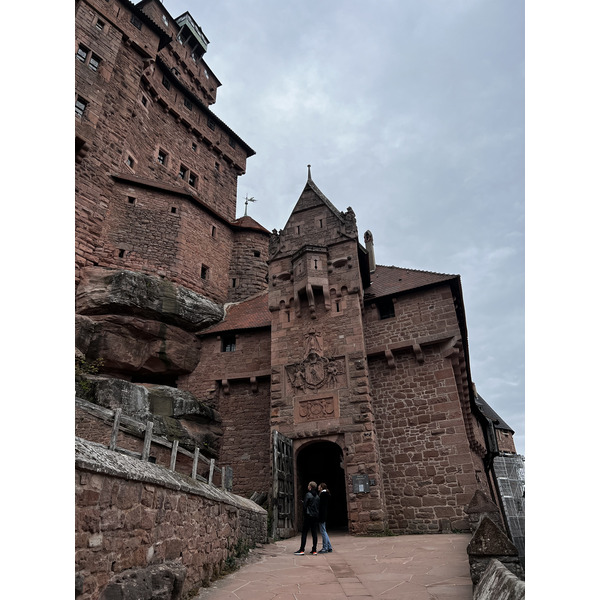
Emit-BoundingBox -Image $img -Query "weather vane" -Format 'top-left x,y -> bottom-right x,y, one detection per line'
244,194 -> 257,216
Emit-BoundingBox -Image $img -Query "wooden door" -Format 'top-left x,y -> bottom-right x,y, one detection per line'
272,430 -> 294,539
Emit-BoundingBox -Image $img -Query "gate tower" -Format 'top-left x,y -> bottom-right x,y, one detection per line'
268,169 -> 388,535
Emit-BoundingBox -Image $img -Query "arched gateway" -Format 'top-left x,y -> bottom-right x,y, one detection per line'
296,440 -> 348,530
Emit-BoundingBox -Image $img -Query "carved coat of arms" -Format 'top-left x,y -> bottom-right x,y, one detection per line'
286,328 -> 345,393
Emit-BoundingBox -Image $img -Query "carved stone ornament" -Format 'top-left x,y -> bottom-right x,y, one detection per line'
297,396 -> 336,422
286,352 -> 345,393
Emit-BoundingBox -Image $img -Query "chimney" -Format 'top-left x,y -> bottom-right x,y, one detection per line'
364,230 -> 376,273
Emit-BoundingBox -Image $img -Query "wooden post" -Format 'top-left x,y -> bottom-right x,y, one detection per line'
191,447 -> 200,480
109,408 -> 122,451
208,458 -> 215,486
141,420 -> 154,461
169,440 -> 179,471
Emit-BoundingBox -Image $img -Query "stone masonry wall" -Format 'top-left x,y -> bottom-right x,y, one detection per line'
75,438 -> 267,600
227,229 -> 270,302
370,346 -> 484,533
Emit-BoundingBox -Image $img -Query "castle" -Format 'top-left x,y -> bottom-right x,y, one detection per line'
75,0 -> 522,547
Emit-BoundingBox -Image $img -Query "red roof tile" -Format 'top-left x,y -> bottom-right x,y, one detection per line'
364,265 -> 458,299
200,292 -> 270,334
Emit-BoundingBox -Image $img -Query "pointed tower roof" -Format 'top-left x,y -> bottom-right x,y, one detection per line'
289,165 -> 345,223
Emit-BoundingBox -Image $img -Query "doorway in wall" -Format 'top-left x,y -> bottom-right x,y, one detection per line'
296,440 -> 348,530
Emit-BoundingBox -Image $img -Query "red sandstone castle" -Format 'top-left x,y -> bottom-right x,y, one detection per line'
75,0 -> 522,545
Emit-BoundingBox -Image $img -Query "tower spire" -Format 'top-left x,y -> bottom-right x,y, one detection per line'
307,164 -> 312,181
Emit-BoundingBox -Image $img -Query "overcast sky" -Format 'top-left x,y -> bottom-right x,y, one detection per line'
162,0 -> 525,453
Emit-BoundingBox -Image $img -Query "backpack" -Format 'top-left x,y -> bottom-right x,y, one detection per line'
307,493 -> 320,518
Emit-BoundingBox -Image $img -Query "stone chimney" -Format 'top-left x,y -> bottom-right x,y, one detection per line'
364,230 -> 376,273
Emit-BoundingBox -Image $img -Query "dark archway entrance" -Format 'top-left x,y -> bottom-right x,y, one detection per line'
296,440 -> 348,530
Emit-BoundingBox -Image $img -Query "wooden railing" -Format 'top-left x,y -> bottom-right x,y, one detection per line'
76,397 -> 232,490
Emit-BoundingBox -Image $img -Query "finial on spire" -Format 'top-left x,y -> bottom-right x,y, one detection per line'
307,164 -> 312,181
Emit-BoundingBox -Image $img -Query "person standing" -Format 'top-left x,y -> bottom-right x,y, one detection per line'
317,482 -> 333,553
294,481 -> 320,555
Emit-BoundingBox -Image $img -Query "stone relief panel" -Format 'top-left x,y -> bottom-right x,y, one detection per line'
294,393 -> 340,423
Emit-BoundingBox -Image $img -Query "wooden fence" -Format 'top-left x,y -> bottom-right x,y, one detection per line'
75,397 -> 232,490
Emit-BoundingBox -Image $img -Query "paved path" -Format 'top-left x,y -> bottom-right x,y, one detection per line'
194,532 -> 473,599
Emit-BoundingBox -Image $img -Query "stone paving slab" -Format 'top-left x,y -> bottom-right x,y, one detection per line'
193,532 -> 473,599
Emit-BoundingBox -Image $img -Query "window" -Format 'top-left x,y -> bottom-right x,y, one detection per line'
162,75 -> 171,90
76,45 -> 89,62
179,164 -> 188,179
211,225 -> 217,237
141,95 -> 147,106
254,250 -> 261,258
88,53 -> 101,72
118,249 -> 125,258
128,196 -> 136,205
231,278 -> 236,288
188,172 -> 197,187
184,97 -> 192,110
96,19 -> 105,31
75,96 -> 88,118
207,118 -> 215,130
228,136 -> 236,148
157,149 -> 168,165
126,155 -> 135,169
191,142 -> 197,152
376,298 -> 395,320
221,334 -> 236,352
171,206 -> 177,214
130,15 -> 142,30
200,264 -> 209,280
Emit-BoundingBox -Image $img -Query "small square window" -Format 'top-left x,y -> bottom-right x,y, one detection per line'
221,334 -> 236,352
96,19 -> 105,30
126,155 -> 135,169
130,15 -> 142,30
162,75 -> 171,90
201,264 -> 209,280
191,142 -> 197,152
75,96 -> 88,117
76,45 -> 88,62
128,196 -> 136,204
118,249 -> 125,258
184,97 -> 192,110
179,164 -> 187,179
188,172 -> 197,187
171,207 -> 177,214
89,54 -> 101,72
157,149 -> 167,165
377,298 -> 395,320
253,250 -> 261,258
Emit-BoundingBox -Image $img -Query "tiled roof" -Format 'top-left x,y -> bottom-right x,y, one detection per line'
364,265 -> 458,300
474,392 -> 514,433
231,215 -> 270,233
200,292 -> 270,334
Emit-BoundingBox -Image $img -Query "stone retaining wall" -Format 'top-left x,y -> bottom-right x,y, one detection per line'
75,438 -> 267,599
473,559 -> 525,600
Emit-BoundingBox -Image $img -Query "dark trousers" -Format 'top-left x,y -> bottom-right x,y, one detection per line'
299,515 -> 318,552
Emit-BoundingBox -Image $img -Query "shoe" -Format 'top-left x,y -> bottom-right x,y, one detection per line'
294,550 -> 305,555
328,549 -> 333,552
310,550 -> 318,555
318,549 -> 328,554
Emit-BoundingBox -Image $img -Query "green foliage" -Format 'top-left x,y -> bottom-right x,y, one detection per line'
75,355 -> 104,400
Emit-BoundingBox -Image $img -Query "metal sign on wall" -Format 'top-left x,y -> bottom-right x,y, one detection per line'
352,474 -> 370,493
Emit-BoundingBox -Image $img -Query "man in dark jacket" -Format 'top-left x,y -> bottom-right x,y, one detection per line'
294,481 -> 320,555
317,482 -> 333,553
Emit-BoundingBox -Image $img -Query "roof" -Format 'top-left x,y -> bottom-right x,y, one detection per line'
200,292 -> 270,335
231,215 -> 270,234
363,265 -> 459,300
474,391 -> 514,433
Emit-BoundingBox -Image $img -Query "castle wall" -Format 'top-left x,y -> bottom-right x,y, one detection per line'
75,439 -> 267,599
227,229 -> 270,302
369,347 -> 481,533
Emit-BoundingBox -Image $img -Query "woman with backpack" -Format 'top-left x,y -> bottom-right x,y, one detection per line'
294,481 -> 320,555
